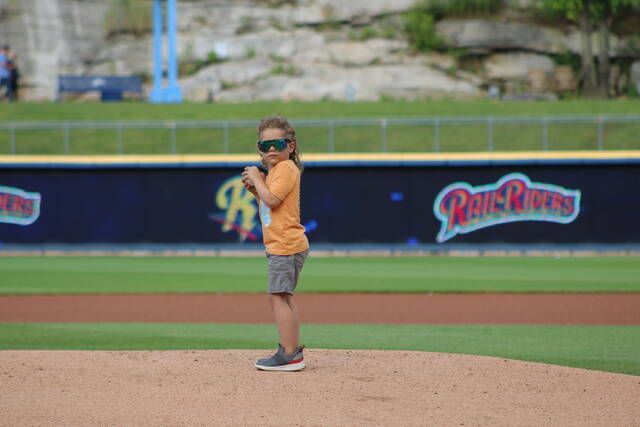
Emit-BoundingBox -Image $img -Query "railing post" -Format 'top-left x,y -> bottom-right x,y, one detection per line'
542,117 -> 549,151
380,118 -> 387,152
328,120 -> 335,153
433,118 -> 440,152
117,123 -> 124,154
63,123 -> 70,154
597,116 -> 604,150
170,121 -> 177,154
487,116 -> 494,151
223,122 -> 230,154
9,123 -> 16,155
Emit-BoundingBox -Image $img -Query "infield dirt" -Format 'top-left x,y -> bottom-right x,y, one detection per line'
2,349 -> 639,426
2,293 -> 639,324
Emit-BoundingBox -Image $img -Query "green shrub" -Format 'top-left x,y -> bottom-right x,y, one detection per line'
236,16 -> 256,35
270,63 -> 301,76
425,0 -> 503,19
359,26 -> 379,40
245,47 -> 257,59
381,24 -> 398,39
348,26 -> 380,41
550,52 -> 581,72
269,17 -> 285,31
179,51 -> 225,77
104,0 -> 151,38
207,51 -> 221,64
404,10 -> 443,52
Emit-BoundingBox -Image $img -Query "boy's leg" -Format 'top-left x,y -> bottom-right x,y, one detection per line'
286,295 -> 300,346
269,293 -> 299,355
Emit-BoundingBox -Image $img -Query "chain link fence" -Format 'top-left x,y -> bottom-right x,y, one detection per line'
1,115 -> 639,155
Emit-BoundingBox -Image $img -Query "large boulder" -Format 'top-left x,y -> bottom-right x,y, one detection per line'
484,53 -> 554,80
437,18 -> 640,58
177,0 -> 416,34
294,0 -> 416,24
180,58 -> 273,101
180,28 -> 325,62
437,19 -> 567,54
87,36 -> 152,77
327,42 -> 379,66
325,39 -> 406,66
215,62 -> 479,102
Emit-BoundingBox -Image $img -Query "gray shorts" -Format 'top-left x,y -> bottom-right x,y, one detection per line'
267,250 -> 309,294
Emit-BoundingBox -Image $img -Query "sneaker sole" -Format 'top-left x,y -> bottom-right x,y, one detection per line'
254,360 -> 305,372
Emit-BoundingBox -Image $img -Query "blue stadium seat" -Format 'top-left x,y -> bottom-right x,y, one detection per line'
57,75 -> 143,102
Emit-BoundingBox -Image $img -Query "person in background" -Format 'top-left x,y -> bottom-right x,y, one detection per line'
0,45 -> 9,100
6,52 -> 19,101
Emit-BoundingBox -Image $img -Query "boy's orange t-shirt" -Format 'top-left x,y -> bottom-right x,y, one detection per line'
259,159 -> 309,255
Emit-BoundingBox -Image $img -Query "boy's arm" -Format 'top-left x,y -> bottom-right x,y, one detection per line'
251,177 -> 282,209
243,182 -> 259,199
242,167 -> 282,208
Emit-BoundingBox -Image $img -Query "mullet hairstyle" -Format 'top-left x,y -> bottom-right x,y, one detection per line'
257,115 -> 303,172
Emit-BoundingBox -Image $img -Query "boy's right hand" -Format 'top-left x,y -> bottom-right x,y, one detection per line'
241,170 -> 261,197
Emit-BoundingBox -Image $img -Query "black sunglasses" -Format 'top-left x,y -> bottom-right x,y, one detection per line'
257,138 -> 291,153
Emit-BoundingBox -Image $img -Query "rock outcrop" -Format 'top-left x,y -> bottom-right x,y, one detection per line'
0,0 -> 638,101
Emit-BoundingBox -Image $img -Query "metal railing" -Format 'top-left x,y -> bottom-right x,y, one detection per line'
0,115 -> 639,155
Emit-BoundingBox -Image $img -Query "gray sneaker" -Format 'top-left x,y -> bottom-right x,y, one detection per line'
255,344 -> 305,371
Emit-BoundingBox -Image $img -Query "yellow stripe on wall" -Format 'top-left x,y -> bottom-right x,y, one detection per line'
0,151 -> 639,165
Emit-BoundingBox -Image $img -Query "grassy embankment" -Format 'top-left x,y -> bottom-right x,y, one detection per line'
1,100 -> 638,154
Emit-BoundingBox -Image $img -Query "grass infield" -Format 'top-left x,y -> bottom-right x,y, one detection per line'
1,323 -> 638,376
3,255 -> 638,375
1,256 -> 639,295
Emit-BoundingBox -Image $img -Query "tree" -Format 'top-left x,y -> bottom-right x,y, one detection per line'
541,0 -> 640,97
542,0 -> 598,96
590,0 -> 640,97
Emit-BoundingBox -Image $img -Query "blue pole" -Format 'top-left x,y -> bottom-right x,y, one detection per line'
165,0 -> 182,103
149,0 -> 164,103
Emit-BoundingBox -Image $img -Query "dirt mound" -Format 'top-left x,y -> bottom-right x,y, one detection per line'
2,350 -> 639,425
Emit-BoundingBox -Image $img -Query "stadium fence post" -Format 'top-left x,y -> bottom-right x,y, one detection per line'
63,123 -> 70,154
380,118 -> 387,152
9,123 -> 16,155
541,117 -> 549,151
487,116 -> 494,151
433,118 -> 440,152
170,121 -> 177,154
328,120 -> 335,153
117,123 -> 124,154
597,116 -> 604,150
223,122 -> 230,154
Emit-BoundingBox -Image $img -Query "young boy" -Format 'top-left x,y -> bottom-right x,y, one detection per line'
241,115 -> 309,372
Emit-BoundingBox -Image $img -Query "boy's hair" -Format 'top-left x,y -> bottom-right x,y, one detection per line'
258,115 -> 303,172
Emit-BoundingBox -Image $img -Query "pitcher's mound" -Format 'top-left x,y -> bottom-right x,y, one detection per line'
2,350 -> 638,425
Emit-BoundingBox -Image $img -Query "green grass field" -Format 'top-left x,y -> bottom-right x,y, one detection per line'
1,100 -> 639,154
1,256 -> 639,295
1,323 -> 638,376
2,255 -> 639,375
2,100 -> 639,121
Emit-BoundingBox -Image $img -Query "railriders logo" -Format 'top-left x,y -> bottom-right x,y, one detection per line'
433,173 -> 581,243
210,175 -> 260,242
0,185 -> 41,225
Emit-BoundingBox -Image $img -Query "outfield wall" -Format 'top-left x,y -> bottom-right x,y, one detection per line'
1,152 -> 639,246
